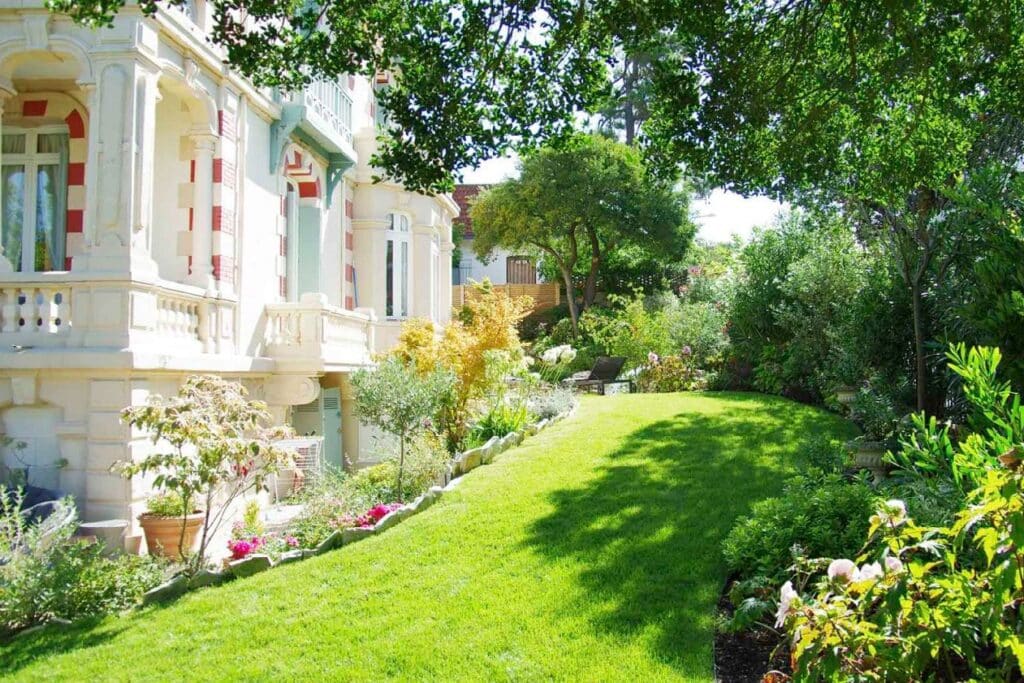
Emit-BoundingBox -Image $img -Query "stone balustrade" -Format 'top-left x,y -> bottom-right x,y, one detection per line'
264,293 -> 375,371
0,284 -> 72,340
0,274 -> 235,353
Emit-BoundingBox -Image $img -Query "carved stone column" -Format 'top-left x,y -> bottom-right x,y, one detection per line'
0,81 -> 16,273
187,133 -> 217,291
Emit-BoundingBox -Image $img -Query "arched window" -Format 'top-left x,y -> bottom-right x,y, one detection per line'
385,212 -> 410,318
1,125 -> 69,272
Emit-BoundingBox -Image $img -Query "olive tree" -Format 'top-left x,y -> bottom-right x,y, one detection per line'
350,358 -> 454,501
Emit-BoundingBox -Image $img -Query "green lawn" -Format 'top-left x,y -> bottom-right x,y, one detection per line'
2,392 -> 855,681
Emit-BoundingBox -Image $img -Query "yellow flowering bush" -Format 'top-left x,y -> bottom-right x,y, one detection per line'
390,282 -> 532,449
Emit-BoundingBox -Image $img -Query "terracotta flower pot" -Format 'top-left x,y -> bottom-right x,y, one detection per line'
139,511 -> 205,559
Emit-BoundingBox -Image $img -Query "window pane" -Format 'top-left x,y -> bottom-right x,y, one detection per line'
400,240 -> 408,316
35,164 -> 65,271
2,134 -> 25,155
36,133 -> 67,155
2,165 -> 24,271
385,239 -> 394,317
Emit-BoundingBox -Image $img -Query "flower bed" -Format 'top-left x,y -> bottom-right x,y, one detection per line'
141,408 -> 574,604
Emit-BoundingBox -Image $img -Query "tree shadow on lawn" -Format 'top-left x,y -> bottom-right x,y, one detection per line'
1,603 -> 171,674
523,397 -> 850,671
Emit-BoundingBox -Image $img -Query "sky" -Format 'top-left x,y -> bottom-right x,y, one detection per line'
460,155 -> 785,244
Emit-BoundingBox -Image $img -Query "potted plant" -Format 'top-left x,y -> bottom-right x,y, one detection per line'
846,388 -> 899,481
138,492 -> 204,559
115,375 -> 296,572
830,349 -> 863,407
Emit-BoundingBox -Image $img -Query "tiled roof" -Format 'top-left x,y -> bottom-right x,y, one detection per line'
453,184 -> 491,238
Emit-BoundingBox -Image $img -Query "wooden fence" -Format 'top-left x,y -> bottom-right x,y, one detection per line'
452,282 -> 562,314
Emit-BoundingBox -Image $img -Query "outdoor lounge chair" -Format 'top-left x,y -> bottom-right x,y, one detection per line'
564,356 -> 630,395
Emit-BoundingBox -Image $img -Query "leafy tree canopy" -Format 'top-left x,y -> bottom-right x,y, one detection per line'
470,133 -> 693,329
642,0 -> 1024,206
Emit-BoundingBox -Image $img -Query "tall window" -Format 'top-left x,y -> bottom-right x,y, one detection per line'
385,212 -> 409,318
430,234 -> 439,320
2,127 -> 69,272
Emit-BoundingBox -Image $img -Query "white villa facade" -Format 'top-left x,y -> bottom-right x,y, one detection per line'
0,2 -> 455,546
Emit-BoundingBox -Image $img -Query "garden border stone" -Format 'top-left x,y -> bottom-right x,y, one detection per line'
229,553 -> 273,578
278,549 -> 304,565
143,574 -> 189,605
188,568 -> 228,589
315,529 -> 344,555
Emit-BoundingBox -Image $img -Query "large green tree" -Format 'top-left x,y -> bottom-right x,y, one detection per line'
638,0 -> 1024,411
470,134 -> 693,332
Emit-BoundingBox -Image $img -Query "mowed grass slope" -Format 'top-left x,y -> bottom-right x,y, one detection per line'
2,392 -> 855,682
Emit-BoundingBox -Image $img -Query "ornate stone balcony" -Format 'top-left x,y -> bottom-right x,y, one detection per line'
263,293 -> 375,373
0,274 -> 236,358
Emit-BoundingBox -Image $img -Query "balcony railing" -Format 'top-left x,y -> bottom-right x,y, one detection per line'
0,274 -> 235,354
300,79 -> 353,145
264,293 -> 375,371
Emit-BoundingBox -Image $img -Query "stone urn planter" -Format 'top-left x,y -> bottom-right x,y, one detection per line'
834,385 -> 859,406
139,511 -> 205,559
847,440 -> 888,482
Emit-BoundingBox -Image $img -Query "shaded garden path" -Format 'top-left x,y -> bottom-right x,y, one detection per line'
1,393 -> 854,682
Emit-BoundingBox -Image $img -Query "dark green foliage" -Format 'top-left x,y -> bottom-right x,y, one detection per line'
796,437 -> 849,475
722,474 -> 876,584
728,212 -> 870,402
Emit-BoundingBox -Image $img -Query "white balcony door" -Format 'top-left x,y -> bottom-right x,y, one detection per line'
1,127 -> 68,272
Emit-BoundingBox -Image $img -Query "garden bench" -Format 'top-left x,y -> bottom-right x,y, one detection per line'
564,356 -> 631,395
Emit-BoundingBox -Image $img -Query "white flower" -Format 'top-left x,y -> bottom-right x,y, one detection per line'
522,356 -> 536,369
858,562 -> 883,581
775,580 -> 798,628
884,555 -> 904,573
827,558 -> 858,583
540,345 -> 571,364
873,499 -> 908,526
560,347 -> 577,363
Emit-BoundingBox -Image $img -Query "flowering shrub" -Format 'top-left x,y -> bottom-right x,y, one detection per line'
775,346 -> 1024,680
226,509 -> 299,560
636,352 -> 709,392
539,344 -> 577,365
777,487 -> 1024,680
116,375 -> 295,572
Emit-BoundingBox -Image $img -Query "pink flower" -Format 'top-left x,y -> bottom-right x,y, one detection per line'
885,555 -> 904,573
827,558 -> 858,583
858,562 -> 883,581
681,346 -> 693,356
285,536 -> 299,548
648,352 -> 660,366
228,539 -> 255,560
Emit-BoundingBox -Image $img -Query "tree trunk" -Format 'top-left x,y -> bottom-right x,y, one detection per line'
397,433 -> 406,502
560,266 -> 580,335
910,277 -> 928,413
582,227 -> 603,310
